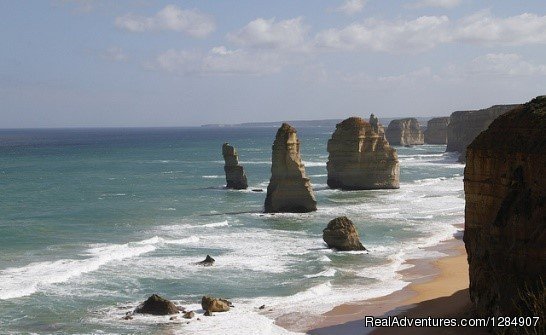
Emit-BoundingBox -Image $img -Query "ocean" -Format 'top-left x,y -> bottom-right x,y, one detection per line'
0,127 -> 464,334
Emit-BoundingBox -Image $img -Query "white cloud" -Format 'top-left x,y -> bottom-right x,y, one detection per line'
314,12 -> 546,53
336,0 -> 367,15
115,5 -> 215,37
456,53 -> 546,77
407,0 -> 461,9
154,47 -> 289,75
101,46 -> 127,62
454,12 -> 546,46
340,67 -> 438,88
315,16 -> 450,53
227,17 -> 309,51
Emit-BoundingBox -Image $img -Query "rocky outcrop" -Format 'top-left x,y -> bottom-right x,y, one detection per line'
424,117 -> 449,144
385,118 -> 424,145
327,117 -> 399,190
323,216 -> 366,251
264,123 -> 317,213
201,296 -> 232,312
447,104 -> 519,162
195,255 -> 215,266
222,143 -> 248,189
135,294 -> 179,315
464,96 -> 546,331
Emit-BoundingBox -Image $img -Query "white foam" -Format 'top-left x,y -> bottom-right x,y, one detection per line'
0,235 -> 200,300
201,220 -> 229,228
302,161 -> 326,167
304,268 -> 337,278
202,175 -> 223,179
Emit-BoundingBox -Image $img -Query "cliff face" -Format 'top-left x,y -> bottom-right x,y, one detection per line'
464,96 -> 546,328
385,118 -> 424,146
264,123 -> 317,213
447,104 -> 519,161
327,117 -> 399,190
424,117 -> 449,144
222,143 -> 248,190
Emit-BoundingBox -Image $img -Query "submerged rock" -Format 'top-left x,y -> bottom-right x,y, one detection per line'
134,294 -> 179,315
195,255 -> 215,266
323,216 -> 366,251
447,104 -> 519,162
464,96 -> 546,330
201,296 -> 231,312
264,123 -> 317,213
385,118 -> 424,146
222,143 -> 248,189
424,117 -> 449,144
183,311 -> 195,319
327,117 -> 399,190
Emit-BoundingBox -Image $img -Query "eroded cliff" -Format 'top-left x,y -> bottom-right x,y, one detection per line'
464,96 -> 546,333
447,104 -> 519,162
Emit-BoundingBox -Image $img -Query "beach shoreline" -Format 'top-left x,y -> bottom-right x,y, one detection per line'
275,224 -> 487,334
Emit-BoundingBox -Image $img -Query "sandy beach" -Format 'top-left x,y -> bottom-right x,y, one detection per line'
277,226 -> 488,334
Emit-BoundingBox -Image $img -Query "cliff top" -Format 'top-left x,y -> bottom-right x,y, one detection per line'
451,104 -> 520,118
337,117 -> 369,129
468,96 -> 546,154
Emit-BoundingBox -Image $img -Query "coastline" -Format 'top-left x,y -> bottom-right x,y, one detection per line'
276,224 -> 487,334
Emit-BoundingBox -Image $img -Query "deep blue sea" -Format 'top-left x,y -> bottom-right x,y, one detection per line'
0,127 -> 464,334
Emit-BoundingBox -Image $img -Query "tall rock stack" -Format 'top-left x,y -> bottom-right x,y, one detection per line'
222,143 -> 248,190
327,117 -> 399,190
264,123 -> 317,213
424,117 -> 449,144
464,96 -> 546,332
447,104 -> 519,162
385,118 -> 424,145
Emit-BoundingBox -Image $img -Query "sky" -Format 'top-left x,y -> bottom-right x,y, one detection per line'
1,0 -> 545,128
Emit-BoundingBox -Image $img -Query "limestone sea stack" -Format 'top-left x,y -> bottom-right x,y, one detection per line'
323,216 -> 366,251
264,123 -> 317,213
446,104 -> 519,162
222,143 -> 248,189
424,117 -> 449,144
464,96 -> 546,330
385,118 -> 424,145
327,117 -> 399,190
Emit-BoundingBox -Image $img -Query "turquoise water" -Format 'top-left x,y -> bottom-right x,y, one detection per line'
0,127 -> 464,334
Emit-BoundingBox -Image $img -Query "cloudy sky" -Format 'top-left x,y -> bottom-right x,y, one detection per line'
1,0 -> 545,127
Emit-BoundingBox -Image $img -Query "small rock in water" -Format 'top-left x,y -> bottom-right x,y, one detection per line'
201,296 -> 231,312
170,316 -> 178,321
122,315 -> 133,320
134,294 -> 179,315
183,311 -> 195,319
195,255 -> 215,266
259,305 -> 266,310
323,216 -> 366,251
252,189 -> 263,192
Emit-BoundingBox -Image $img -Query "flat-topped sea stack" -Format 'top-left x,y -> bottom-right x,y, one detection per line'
327,117 -> 399,190
385,118 -> 424,146
424,117 -> 449,144
222,143 -> 248,189
464,96 -> 546,331
447,104 -> 519,162
264,123 -> 317,213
